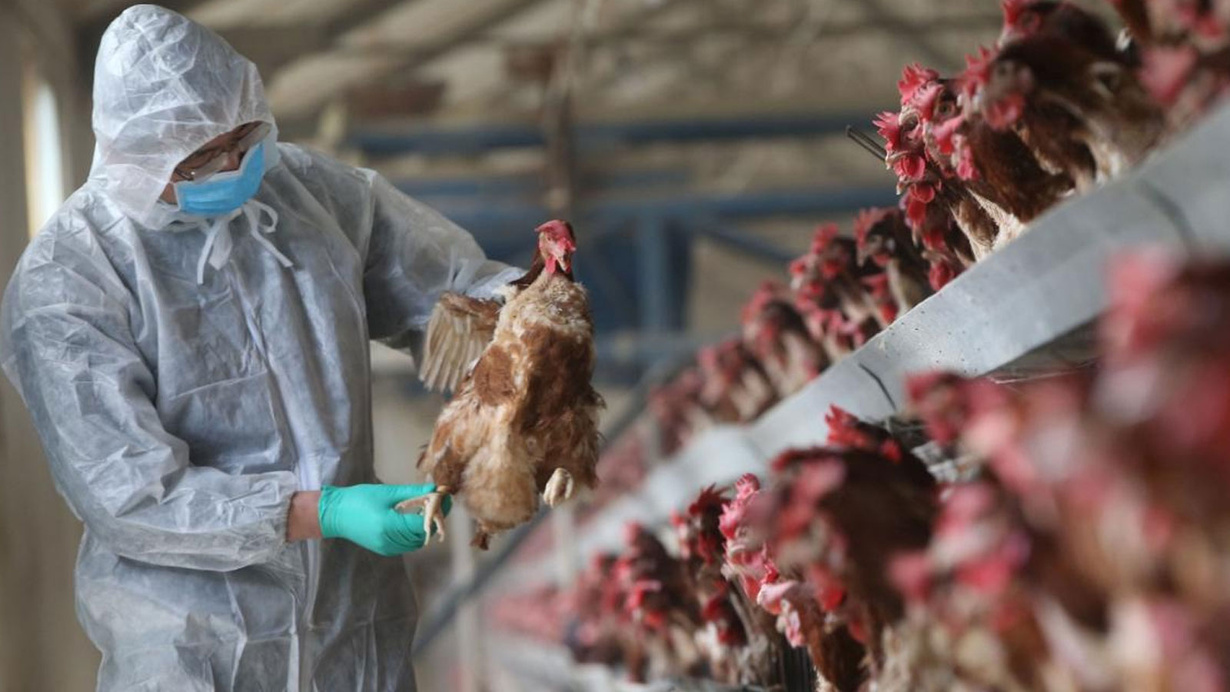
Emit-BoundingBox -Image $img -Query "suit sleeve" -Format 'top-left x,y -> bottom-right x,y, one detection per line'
0,247 -> 297,571
359,170 -> 522,355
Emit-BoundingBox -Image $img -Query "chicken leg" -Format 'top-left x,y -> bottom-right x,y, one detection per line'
395,485 -> 452,543
542,468 -> 575,508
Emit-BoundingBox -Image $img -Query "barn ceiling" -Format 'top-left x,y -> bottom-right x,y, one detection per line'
67,0 -> 1023,354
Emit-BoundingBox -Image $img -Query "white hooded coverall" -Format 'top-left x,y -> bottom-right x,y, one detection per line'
0,5 -> 517,690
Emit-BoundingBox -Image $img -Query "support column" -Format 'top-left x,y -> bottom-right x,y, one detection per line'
636,215 -> 672,333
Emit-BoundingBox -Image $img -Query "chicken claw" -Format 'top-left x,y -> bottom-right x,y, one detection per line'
395,487 -> 451,543
542,468 -> 575,508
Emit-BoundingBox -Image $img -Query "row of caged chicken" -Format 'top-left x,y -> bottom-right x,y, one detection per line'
880,0 -> 1230,275
493,250 -> 1230,691
582,0 -> 1230,516
571,208 -> 932,521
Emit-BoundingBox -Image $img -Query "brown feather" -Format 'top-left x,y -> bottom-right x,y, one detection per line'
419,247 -> 603,548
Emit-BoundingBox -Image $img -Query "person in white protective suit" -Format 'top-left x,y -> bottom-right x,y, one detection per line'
0,5 -> 522,691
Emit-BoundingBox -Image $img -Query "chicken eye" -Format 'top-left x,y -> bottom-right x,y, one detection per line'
1092,63 -> 1123,94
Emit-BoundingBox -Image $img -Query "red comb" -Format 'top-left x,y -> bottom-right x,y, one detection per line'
961,46 -> 997,99
914,82 -> 945,122
811,223 -> 841,250
898,63 -> 940,105
688,486 -> 727,516
741,281 -> 783,322
535,219 -> 571,235
874,110 -> 903,150
1000,0 -> 1030,25
853,207 -> 894,246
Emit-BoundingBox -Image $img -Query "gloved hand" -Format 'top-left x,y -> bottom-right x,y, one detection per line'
318,484 -> 451,556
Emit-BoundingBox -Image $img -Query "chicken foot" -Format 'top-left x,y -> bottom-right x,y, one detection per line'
542,468 -> 575,508
395,485 -> 452,543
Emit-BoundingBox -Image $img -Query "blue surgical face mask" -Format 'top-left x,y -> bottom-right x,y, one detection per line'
174,141 -> 267,217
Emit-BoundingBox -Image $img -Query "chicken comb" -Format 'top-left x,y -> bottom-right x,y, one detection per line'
898,63 -> 941,105
669,510 -> 686,528
913,81 -> 946,122
788,255 -> 814,280
825,405 -> 863,438
873,110 -> 903,150
719,475 -> 763,540
961,46 -> 997,99
734,473 -> 761,496
810,222 -> 842,252
1000,0 -> 1030,26
826,404 -> 906,461
852,207 -> 895,247
740,280 -> 783,323
688,485 -> 728,516
535,218 -> 575,241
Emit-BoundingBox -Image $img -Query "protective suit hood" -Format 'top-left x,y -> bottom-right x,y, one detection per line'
89,4 -> 279,228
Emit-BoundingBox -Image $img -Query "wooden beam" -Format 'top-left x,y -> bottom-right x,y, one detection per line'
268,0 -> 547,118
410,13 -> 1006,52
859,0 -> 966,71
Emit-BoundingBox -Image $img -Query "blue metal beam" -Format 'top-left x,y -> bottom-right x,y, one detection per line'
434,185 -> 898,233
685,223 -> 799,265
353,111 -> 880,156
637,215 -> 673,333
393,168 -> 689,199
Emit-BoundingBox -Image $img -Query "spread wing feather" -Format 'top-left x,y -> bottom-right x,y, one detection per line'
419,292 -> 502,392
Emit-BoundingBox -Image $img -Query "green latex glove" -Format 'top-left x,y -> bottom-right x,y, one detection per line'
318,484 -> 452,556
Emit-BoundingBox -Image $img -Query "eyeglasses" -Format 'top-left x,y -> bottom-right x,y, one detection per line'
174,122 -> 272,182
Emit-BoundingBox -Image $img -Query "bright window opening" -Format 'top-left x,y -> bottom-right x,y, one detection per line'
22,57 -> 66,237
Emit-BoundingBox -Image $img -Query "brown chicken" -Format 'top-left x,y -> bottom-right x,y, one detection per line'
1110,0 -> 1230,129
904,56 -> 1074,232
853,207 -> 932,316
1000,0 -> 1128,62
888,68 -> 1005,260
741,281 -> 829,397
696,338 -> 777,423
403,220 -> 604,549
978,32 -> 1166,185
